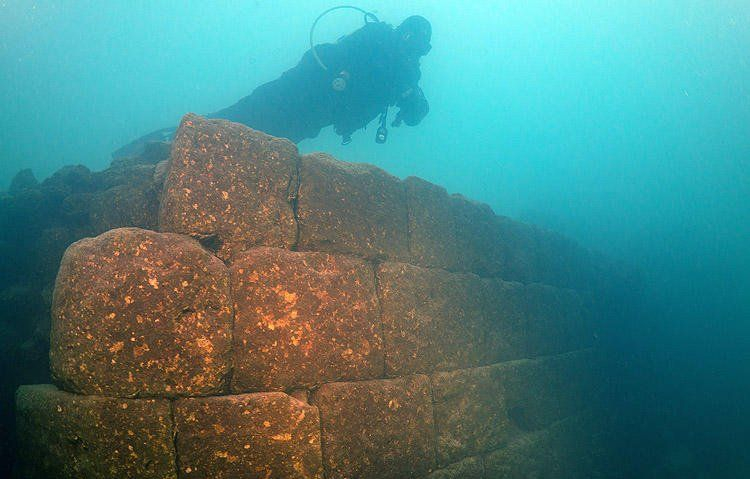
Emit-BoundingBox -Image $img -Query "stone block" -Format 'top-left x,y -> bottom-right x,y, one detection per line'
430,361 -> 522,465
447,196 -> 544,283
50,227 -> 232,397
15,384 -> 176,479
430,350 -> 597,465
89,183 -> 160,235
525,283 -> 596,357
174,392 -> 322,479
483,413 -> 610,479
311,375 -> 435,479
425,456 -> 484,479
377,262 -> 483,375
377,263 -> 526,376
159,114 -> 298,260
534,227 -> 596,290
230,247 -> 383,392
480,278 -> 529,361
493,218 -> 540,284
405,177 -> 462,270
448,194 -> 506,277
296,153 -> 408,260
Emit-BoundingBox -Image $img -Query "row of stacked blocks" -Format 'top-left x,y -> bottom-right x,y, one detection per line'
16,114 -> 607,478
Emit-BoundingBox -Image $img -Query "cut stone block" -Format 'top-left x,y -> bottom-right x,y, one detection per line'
173,392 -> 322,479
405,176 -> 462,271
525,283 -> 596,357
311,375 -> 435,479
377,262 -> 526,376
534,227 -> 596,290
449,194 -> 507,278
483,413 -> 609,479
296,153 -> 409,260
447,196 -> 545,283
90,183 -> 160,235
483,426 -> 557,478
50,227 -> 232,397
159,114 -> 298,260
15,384 -> 176,479
431,361 -> 523,465
230,247 -> 383,391
480,278 -> 529,361
493,218 -> 540,284
425,456 -> 484,479
430,350 -> 597,465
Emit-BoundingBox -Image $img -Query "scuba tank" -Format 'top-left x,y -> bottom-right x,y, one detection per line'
309,6 -> 391,145
309,5 -> 379,92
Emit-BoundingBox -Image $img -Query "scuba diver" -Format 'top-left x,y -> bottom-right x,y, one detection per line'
113,9 -> 431,158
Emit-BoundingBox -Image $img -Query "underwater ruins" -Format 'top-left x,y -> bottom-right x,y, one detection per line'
10,114 -> 621,478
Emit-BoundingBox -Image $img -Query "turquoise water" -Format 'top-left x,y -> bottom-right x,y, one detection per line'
1,1 -> 749,476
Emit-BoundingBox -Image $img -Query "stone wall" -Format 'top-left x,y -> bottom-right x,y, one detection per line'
16,114 -> 615,478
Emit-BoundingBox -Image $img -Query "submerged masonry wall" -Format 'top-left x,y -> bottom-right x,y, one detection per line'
16,114 -> 613,478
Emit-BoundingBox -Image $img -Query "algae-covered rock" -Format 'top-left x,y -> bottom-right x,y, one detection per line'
8,168 -> 38,193
405,176 -> 463,270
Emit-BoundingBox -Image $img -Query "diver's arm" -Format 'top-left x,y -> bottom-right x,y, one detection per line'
394,86 -> 429,126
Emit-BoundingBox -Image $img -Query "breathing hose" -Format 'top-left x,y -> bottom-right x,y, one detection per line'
309,5 -> 379,72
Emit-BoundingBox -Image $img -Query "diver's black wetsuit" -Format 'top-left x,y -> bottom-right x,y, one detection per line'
112,19 -> 429,159
212,21 -> 429,142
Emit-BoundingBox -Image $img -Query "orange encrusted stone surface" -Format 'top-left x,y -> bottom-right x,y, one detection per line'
230,247 -> 383,392
173,392 -> 323,479
159,114 -> 299,260
50,227 -> 233,397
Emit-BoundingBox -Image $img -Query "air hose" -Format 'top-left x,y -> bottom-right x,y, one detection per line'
309,5 -> 379,72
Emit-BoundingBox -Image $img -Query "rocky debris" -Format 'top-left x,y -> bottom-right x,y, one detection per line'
8,168 -> 38,193
297,153 -> 409,261
230,247 -> 383,392
377,263 -> 529,376
425,456 -> 484,479
15,384 -> 176,479
173,392 -> 322,479
159,114 -> 298,260
50,227 -> 233,397
311,375 -> 436,479
430,350 -> 599,465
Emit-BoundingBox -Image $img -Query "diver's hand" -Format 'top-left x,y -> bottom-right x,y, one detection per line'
391,112 -> 403,127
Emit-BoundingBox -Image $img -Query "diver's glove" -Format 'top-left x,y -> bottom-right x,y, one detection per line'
394,87 -> 429,127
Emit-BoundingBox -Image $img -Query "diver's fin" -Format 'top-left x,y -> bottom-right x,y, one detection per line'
112,127 -> 175,160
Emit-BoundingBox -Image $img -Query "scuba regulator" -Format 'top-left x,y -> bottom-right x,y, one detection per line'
375,109 -> 389,144
309,5 -> 392,145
